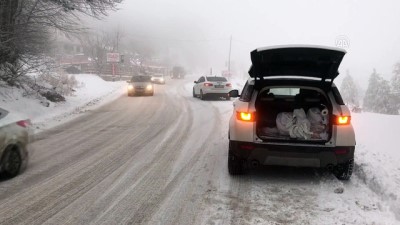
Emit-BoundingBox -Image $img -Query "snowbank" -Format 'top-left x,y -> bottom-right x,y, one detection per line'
0,74 -> 125,133
352,112 -> 400,218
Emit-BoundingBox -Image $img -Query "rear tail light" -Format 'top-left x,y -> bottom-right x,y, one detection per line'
240,144 -> 255,150
334,148 -> 348,155
226,83 -> 232,87
204,83 -> 213,87
236,111 -> 255,122
17,120 -> 30,128
333,115 -> 351,125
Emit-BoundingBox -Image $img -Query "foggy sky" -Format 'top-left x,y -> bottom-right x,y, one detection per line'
96,0 -> 400,88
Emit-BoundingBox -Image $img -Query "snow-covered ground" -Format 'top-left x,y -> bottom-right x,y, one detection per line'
1,74 -> 399,223
0,74 -> 125,133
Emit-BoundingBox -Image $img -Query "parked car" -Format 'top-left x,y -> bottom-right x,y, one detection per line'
193,76 -> 232,100
0,107 -> 32,178
228,45 -> 356,180
127,75 -> 154,96
151,74 -> 166,84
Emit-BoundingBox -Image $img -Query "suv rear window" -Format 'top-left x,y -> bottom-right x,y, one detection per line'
268,88 -> 300,96
207,77 -> 227,82
131,76 -> 151,82
240,82 -> 254,102
332,87 -> 345,105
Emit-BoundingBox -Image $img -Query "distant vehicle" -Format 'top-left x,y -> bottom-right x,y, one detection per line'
151,74 -> 166,84
228,45 -> 356,180
0,107 -> 32,178
193,76 -> 232,100
171,66 -> 185,79
127,75 -> 154,96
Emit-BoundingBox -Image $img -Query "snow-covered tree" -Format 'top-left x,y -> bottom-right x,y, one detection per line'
363,69 -> 380,112
363,69 -> 398,114
340,70 -> 359,107
391,62 -> 400,110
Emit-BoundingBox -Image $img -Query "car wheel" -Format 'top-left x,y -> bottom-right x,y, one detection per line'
228,141 -> 245,175
1,147 -> 22,178
200,90 -> 205,100
333,159 -> 354,180
193,88 -> 197,98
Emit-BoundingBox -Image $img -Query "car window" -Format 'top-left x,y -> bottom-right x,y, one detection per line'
268,88 -> 300,96
0,108 -> 9,120
332,86 -> 345,105
206,77 -> 227,82
131,76 -> 151,82
239,82 -> 254,102
198,77 -> 205,83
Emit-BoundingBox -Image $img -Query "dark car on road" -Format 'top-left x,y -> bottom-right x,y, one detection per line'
127,75 -> 154,96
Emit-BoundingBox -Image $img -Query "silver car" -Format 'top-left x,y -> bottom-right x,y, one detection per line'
0,107 -> 32,178
127,75 -> 154,96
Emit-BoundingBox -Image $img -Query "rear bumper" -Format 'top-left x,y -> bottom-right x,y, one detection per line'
229,141 -> 354,167
203,88 -> 231,95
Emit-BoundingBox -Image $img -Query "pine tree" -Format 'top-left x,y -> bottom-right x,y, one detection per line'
363,69 -> 398,114
363,69 -> 381,112
391,62 -> 400,111
340,70 -> 359,107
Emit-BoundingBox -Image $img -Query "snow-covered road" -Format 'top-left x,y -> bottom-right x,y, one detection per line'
0,78 -> 398,225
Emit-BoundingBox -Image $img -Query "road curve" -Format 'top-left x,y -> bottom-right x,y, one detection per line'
0,78 -> 397,225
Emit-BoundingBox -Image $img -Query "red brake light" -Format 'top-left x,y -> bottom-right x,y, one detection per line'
240,144 -> 255,150
334,148 -> 348,155
16,120 -> 30,128
226,83 -> 232,87
204,83 -> 213,87
334,116 -> 351,125
236,112 -> 255,122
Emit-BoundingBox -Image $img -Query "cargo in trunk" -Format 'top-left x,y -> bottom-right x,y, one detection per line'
256,87 -> 331,142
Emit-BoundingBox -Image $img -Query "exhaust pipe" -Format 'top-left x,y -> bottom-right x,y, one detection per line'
250,160 -> 260,169
327,164 -> 334,171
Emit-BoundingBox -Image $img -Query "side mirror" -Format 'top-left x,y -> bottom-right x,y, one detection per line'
229,90 -> 240,98
194,81 -> 198,84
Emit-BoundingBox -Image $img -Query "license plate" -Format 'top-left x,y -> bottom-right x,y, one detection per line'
215,85 -> 224,88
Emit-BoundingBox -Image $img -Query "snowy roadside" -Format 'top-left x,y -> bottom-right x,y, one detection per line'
352,113 -> 400,219
185,78 -> 400,221
0,74 -> 125,134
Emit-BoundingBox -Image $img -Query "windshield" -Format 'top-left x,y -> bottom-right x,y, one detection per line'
207,77 -> 227,82
131,76 -> 151,82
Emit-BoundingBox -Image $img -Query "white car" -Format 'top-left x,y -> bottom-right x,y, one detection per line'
193,76 -> 232,100
228,45 -> 356,180
0,107 -> 32,178
151,74 -> 165,84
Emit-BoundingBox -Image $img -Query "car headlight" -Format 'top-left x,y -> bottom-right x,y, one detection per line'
146,84 -> 153,90
128,85 -> 134,90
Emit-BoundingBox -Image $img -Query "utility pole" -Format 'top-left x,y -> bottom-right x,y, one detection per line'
228,35 -> 232,76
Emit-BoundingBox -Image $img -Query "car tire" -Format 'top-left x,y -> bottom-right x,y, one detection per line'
228,141 -> 245,175
193,88 -> 196,98
333,159 -> 354,180
200,90 -> 205,100
1,147 -> 22,178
